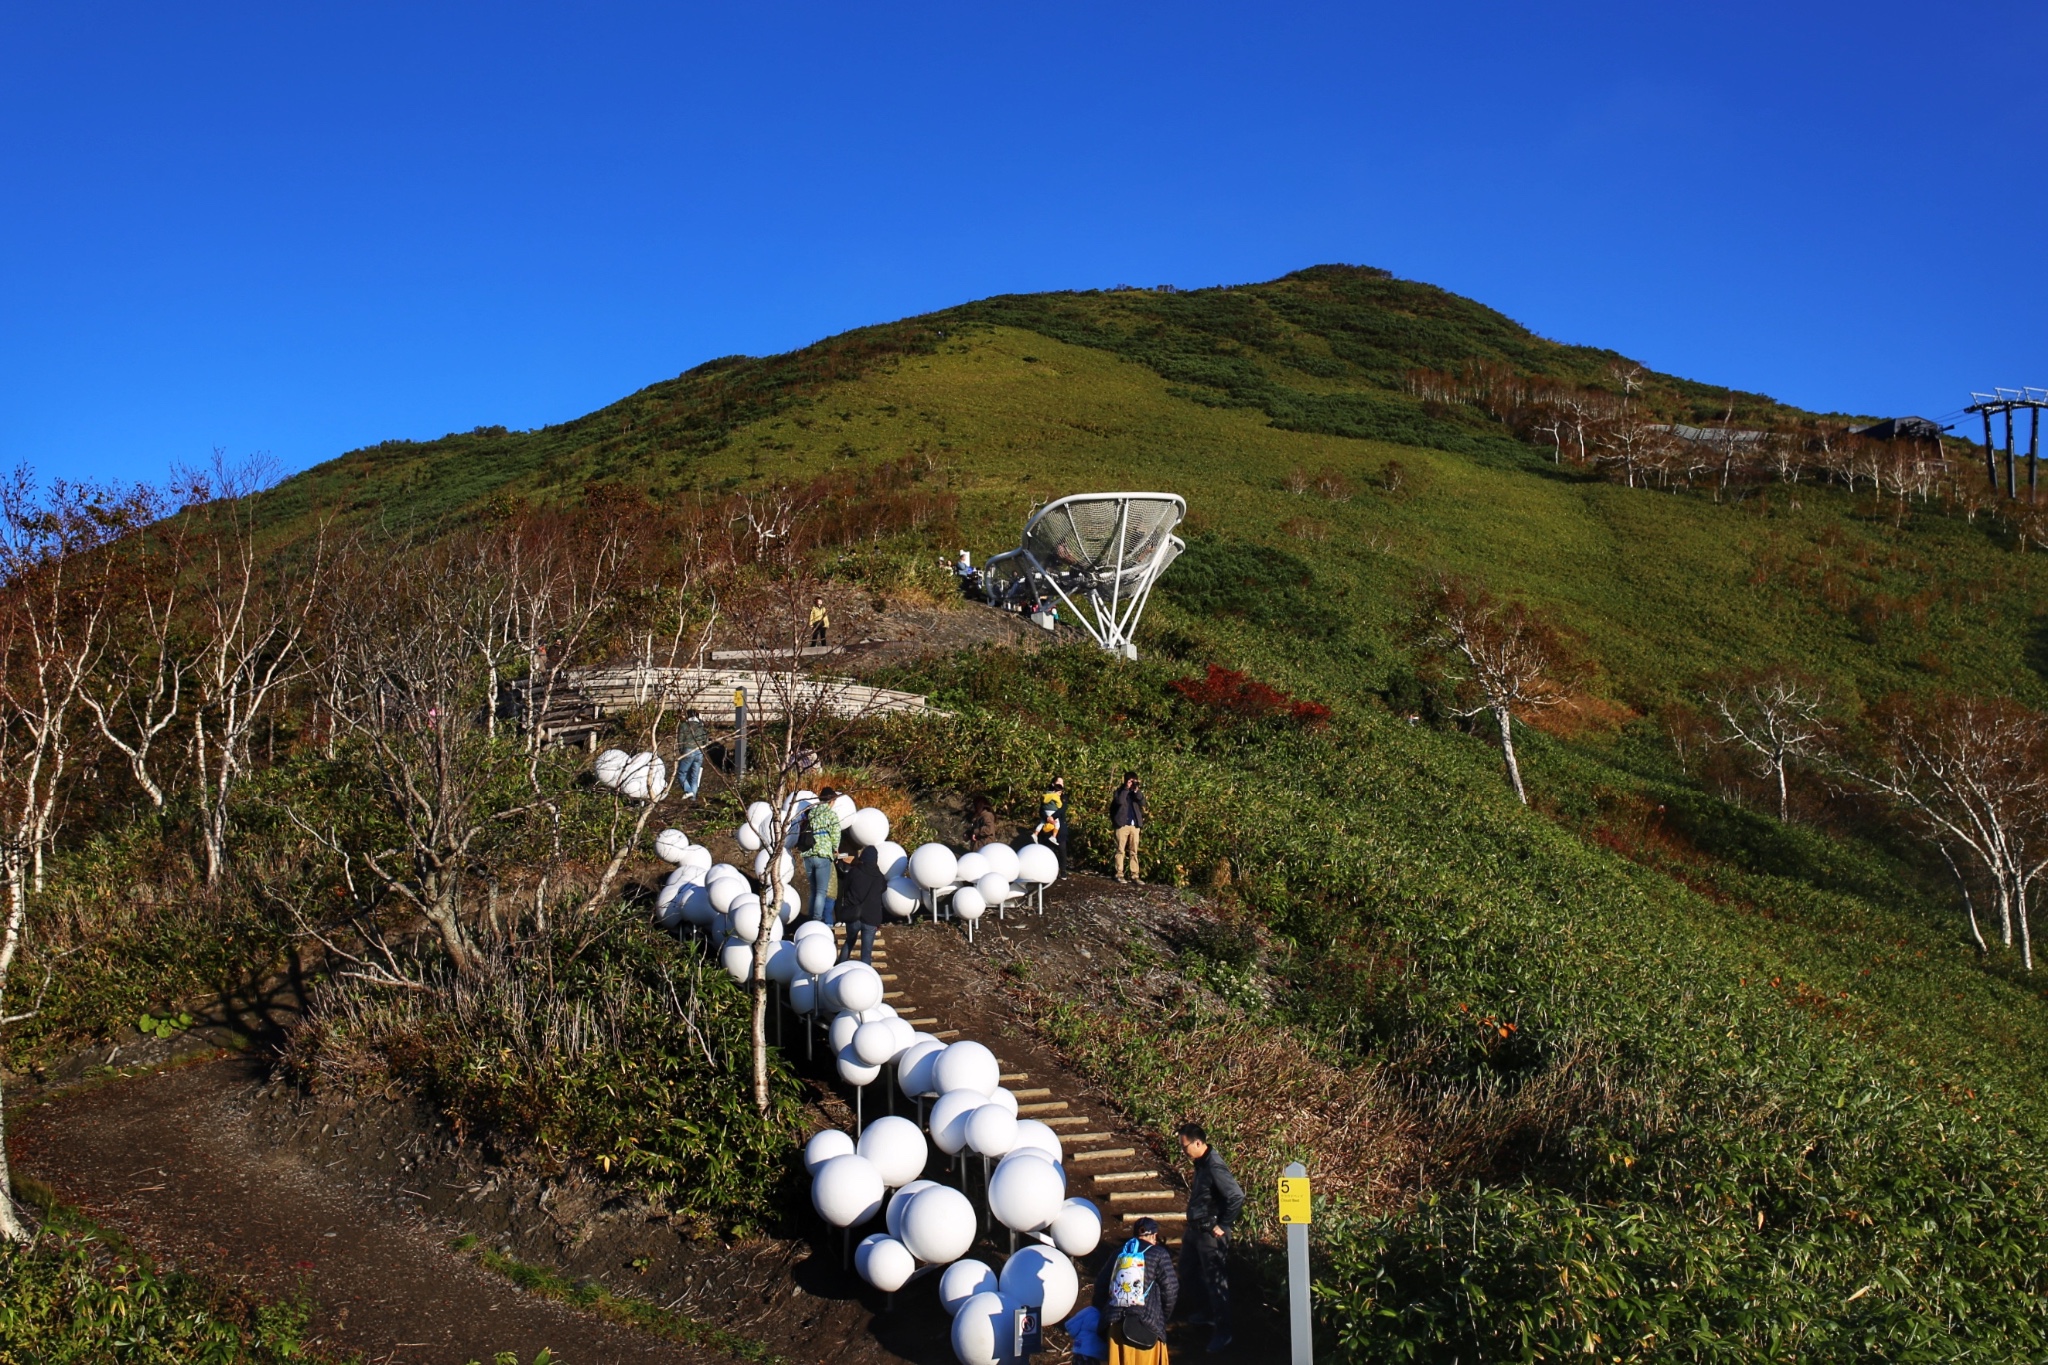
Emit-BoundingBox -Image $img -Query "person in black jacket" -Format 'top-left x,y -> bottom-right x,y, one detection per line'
836,841 -> 887,964
1109,772 -> 1146,884
1091,1216 -> 1178,1357
1176,1122 -> 1245,1353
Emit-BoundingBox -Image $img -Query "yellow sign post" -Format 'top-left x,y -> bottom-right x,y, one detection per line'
1280,1163 -> 1312,1363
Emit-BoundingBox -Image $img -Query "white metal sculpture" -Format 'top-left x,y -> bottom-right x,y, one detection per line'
984,492 -> 1186,659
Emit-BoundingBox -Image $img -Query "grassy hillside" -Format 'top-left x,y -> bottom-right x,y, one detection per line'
163,266 -> 2048,1354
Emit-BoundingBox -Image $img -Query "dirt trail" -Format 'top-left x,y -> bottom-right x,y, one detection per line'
11,873 -> 1281,1364
14,1054 -> 721,1364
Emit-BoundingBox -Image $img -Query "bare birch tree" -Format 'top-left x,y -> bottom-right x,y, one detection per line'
1705,668 -> 1833,822
1414,578 -> 1573,806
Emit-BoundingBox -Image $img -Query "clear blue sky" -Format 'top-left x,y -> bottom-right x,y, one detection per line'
5,2 -> 2041,488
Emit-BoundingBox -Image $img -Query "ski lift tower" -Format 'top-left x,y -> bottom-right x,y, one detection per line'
1966,388 -> 2048,501
983,492 -> 1186,659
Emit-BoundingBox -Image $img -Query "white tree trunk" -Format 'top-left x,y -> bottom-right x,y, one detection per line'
1495,705 -> 1528,805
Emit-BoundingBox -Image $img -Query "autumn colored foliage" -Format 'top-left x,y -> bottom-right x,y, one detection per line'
1170,664 -> 1331,729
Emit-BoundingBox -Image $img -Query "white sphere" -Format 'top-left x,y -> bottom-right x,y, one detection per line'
789,977 -> 820,1014
987,1152 -> 1065,1233
677,844 -> 714,877
1050,1197 -> 1102,1256
860,1002 -> 898,1022
934,1040 -> 1001,1097
902,1185 -> 978,1266
837,1046 -> 881,1088
1000,1244 -> 1079,1323
1011,1118 -> 1062,1163
620,753 -> 666,800
834,962 -> 884,1014
976,872 -> 1012,906
897,1039 -> 946,1098
883,876 -> 920,918
955,851 -> 991,886
828,1010 -> 862,1054
849,807 -> 890,846
856,1115 -> 928,1187
950,1291 -> 1014,1365
876,840 -> 908,879
818,961 -> 857,1011
886,1016 -> 919,1055
804,1128 -> 855,1173
939,1259 -> 998,1317
928,1089 -> 986,1156
653,828 -> 691,863
977,842 -> 1020,883
736,823 -> 764,853
754,848 -> 794,885
593,748 -> 630,788
720,941 -> 753,983
811,1153 -> 884,1228
746,800 -> 775,833
832,794 -> 857,823
679,883 -> 715,926
708,877 -> 747,914
856,1234 -> 916,1293
885,1179 -> 938,1239
909,843 -> 958,890
854,1019 -> 901,1066
796,932 -> 838,976
966,1104 -> 1018,1157
707,862 -> 746,887
765,940 -> 801,983
983,1086 -> 1019,1116
653,882 -> 686,930
951,886 -> 986,921
775,881 -> 803,923
792,918 -> 832,941
729,899 -> 765,943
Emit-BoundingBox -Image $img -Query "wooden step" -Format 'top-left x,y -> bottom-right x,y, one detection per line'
934,1029 -> 959,1039
1091,1171 -> 1159,1184
880,974 -> 897,982
1070,1148 -> 1136,1162
999,1073 -> 1028,1083
1121,1211 -> 1186,1222
1107,1190 -> 1178,1204
1042,1116 -> 1090,1128
1017,1101 -> 1068,1115
1010,1088 -> 1053,1100
1062,1132 -> 1112,1143
882,992 -> 905,1001
907,1018 -> 939,1028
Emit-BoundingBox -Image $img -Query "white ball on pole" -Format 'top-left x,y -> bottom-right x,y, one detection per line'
853,1019 -> 901,1067
950,1291 -> 1015,1365
754,848 -> 794,885
1011,1118 -> 1061,1163
976,842 -> 1020,883
811,1152 -> 885,1227
999,1243 -> 1079,1323
836,1045 -> 882,1088
804,1128 -> 856,1173
975,872 -> 1012,908
908,843 -> 958,890
828,1010 -> 862,1054
885,1179 -> 938,1239
987,1152 -> 1065,1233
937,1257 -> 998,1318
765,940 -> 801,983
789,977 -> 819,1014
965,1104 -> 1018,1158
1015,843 -> 1059,885
901,1184 -> 978,1265
653,828 -> 691,863
1049,1197 -> 1102,1257
951,887 -> 986,922
955,851 -> 991,886
719,942 -> 753,983
856,1115 -> 928,1187
835,962 -> 884,1014
933,1040 -> 1000,1097
736,823 -> 764,853
875,840 -> 908,879
856,1234 -> 917,1293
849,807 -> 890,846
897,1039 -> 946,1099
593,748 -> 629,788
796,932 -> 838,976
928,1089 -> 986,1156
883,876 -> 920,918
708,877 -> 747,914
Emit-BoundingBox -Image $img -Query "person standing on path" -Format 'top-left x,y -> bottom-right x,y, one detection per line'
836,841 -> 887,964
1175,1122 -> 1244,1353
675,709 -> 708,800
1110,772 -> 1146,884
967,795 -> 998,847
808,596 -> 831,648
801,788 -> 843,929
1091,1215 -> 1178,1364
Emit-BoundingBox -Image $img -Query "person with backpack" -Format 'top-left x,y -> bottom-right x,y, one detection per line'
1091,1216 -> 1178,1363
675,709 -> 708,800
836,840 -> 887,964
800,788 -> 843,927
1110,772 -> 1146,884
1175,1122 -> 1245,1353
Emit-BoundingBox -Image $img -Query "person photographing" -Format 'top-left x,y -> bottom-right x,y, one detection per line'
1110,772 -> 1146,884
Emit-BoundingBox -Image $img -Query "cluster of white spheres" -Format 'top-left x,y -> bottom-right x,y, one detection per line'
901,840 -> 1058,928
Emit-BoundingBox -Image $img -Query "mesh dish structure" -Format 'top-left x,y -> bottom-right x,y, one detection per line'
984,492 -> 1186,659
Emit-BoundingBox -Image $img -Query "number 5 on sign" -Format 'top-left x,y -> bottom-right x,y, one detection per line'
1277,1174 -> 1312,1224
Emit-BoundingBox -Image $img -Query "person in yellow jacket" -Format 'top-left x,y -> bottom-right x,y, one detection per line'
808,596 -> 830,647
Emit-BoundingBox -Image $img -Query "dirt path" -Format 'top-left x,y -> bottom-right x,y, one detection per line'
14,1056 -> 725,1365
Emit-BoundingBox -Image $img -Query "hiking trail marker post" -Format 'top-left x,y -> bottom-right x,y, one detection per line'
732,687 -> 747,778
1279,1162 -> 1312,1365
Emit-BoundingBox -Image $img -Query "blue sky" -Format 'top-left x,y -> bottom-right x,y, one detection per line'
4,2 -> 2041,488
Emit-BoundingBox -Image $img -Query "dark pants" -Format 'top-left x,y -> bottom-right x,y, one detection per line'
1180,1229 -> 1230,1330
841,920 -> 877,964
810,622 -> 827,646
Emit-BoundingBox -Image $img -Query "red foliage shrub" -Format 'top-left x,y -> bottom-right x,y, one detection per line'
1170,664 -> 1331,729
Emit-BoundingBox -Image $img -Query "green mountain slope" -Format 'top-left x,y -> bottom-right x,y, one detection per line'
248,265 -> 2048,1355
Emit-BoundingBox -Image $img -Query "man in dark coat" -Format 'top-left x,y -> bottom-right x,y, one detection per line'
1091,1216 -> 1178,1357
1110,772 -> 1146,883
836,840 -> 887,964
1176,1122 -> 1245,1353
